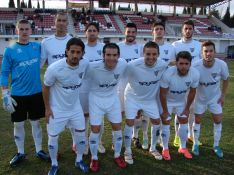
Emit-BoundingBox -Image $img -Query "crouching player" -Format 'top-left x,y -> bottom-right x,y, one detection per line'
160,51 -> 199,160
43,38 -> 89,175
192,41 -> 229,158
87,43 -> 127,172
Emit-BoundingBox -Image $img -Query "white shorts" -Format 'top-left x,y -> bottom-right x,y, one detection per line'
89,94 -> 122,125
125,97 -> 160,120
47,113 -> 85,136
168,105 -> 184,116
194,100 -> 222,115
80,92 -> 89,114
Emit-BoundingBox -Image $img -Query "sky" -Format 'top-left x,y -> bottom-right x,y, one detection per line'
0,0 -> 233,17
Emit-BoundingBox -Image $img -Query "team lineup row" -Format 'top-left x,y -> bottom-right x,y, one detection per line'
0,12 -> 229,175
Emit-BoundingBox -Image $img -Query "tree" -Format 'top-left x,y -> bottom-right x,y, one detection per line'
210,9 -> 221,19
28,0 -> 32,8
198,8 -> 203,15
182,7 -> 187,14
20,0 -> 27,8
187,7 -> 191,14
150,5 -> 153,13
8,0 -> 15,8
230,15 -> 234,28
192,7 -> 196,15
222,7 -> 231,27
37,0 -> 40,9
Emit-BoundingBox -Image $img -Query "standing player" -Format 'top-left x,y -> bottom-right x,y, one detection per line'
172,20 -> 202,147
152,22 -> 176,65
118,23 -> 146,149
87,43 -> 127,172
192,41 -> 229,158
1,19 -> 49,166
80,22 -> 105,155
160,51 -> 199,160
43,38 -> 89,175
40,12 -> 77,151
123,41 -> 167,164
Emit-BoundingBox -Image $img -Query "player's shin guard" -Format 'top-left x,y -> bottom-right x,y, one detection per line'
161,124 -> 170,150
178,124 -> 188,149
213,123 -> 222,147
132,118 -> 142,139
89,132 -> 100,160
99,119 -> 104,143
142,117 -> 149,141
14,121 -> 25,154
70,127 -> 76,147
112,130 -> 122,158
188,113 -> 195,139
124,125 -> 133,154
75,131 -> 86,162
30,120 -> 42,152
48,135 -> 59,166
150,124 -> 160,152
193,123 -> 201,145
174,116 -> 179,136
85,117 -> 89,146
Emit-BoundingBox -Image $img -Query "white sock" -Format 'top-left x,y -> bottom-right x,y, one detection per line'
48,135 -> 59,166
124,125 -> 133,154
132,118 -> 142,139
85,117 -> 89,147
161,124 -> 170,150
174,115 -> 179,137
193,123 -> 200,145
89,132 -> 99,160
150,124 -> 160,152
142,117 -> 149,141
178,124 -> 188,149
213,123 -> 222,147
70,127 -> 76,146
188,113 -> 195,138
14,122 -> 25,154
99,119 -> 104,144
30,120 -> 42,153
112,130 -> 122,158
75,131 -> 86,162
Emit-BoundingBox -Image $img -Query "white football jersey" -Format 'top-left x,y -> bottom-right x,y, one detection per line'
125,57 -> 168,101
44,58 -> 89,117
172,39 -> 201,64
160,66 -> 200,106
83,42 -> 104,62
193,58 -> 229,104
41,34 -> 72,66
158,42 -> 176,63
118,41 -> 143,62
86,58 -> 127,97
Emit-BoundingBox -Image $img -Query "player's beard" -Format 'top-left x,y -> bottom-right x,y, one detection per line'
177,68 -> 188,76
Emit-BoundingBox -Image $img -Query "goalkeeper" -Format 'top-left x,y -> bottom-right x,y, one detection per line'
0,19 -> 49,167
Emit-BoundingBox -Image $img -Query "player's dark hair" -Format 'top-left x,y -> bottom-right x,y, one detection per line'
182,20 -> 194,29
85,22 -> 99,32
176,51 -> 192,62
65,38 -> 85,57
125,22 -> 137,31
143,41 -> 160,55
102,43 -> 120,55
152,22 -> 165,30
55,11 -> 68,21
202,40 -> 216,51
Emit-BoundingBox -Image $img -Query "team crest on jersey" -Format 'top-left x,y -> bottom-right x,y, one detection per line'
185,81 -> 191,87
164,50 -> 168,55
114,74 -> 120,80
17,48 -> 22,53
212,73 -> 217,79
154,71 -> 159,76
190,48 -> 195,53
79,72 -> 84,79
134,49 -> 138,54
97,50 -> 102,55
